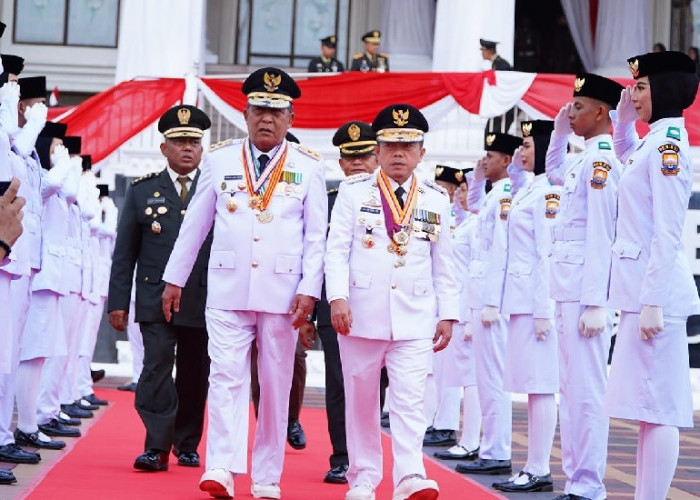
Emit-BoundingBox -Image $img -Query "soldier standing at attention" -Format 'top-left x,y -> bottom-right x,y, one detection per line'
350,31 -> 389,72
108,105 -> 213,473
308,35 -> 344,73
480,39 -> 512,70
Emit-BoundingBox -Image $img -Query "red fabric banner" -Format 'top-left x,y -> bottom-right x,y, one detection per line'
59,78 -> 186,163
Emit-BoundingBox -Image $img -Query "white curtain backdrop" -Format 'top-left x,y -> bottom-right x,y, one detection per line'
380,0 -> 436,70
594,0 -> 650,75
560,0 -> 595,71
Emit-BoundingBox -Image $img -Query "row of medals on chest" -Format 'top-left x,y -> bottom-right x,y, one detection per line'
221,180 -> 302,223
144,190 -> 173,234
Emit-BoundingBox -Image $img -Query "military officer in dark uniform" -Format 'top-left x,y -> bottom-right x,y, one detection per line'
480,39 -> 514,134
350,30 -> 389,72
107,104 -> 213,472
308,35 -> 345,73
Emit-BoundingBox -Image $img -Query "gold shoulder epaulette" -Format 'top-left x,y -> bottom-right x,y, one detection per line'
353,53 -> 363,59
343,173 -> 371,184
131,172 -> 158,185
290,142 -> 321,161
423,178 -> 447,196
379,53 -> 389,58
209,138 -> 234,151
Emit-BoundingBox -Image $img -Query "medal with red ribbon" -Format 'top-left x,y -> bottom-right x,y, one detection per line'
241,139 -> 288,223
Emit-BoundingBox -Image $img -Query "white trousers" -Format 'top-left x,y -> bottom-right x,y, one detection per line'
0,272 -> 13,375
204,308 -> 296,486
75,299 -> 105,398
339,335 -> 432,489
126,301 -> 144,383
431,341 -> 464,430
556,302 -> 612,500
472,309 -> 511,460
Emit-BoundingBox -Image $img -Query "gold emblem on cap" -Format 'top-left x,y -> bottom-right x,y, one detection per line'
348,123 -> 361,141
435,166 -> 444,177
629,59 -> 639,78
263,72 -> 282,92
521,122 -> 532,137
574,77 -> 585,93
486,134 -> 496,146
392,109 -> 409,127
373,31 -> 379,37
177,108 -> 191,125
455,170 -> 464,182
330,36 -> 336,44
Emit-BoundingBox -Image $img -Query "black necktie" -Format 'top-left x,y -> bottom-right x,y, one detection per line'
394,186 -> 405,209
256,154 -> 270,179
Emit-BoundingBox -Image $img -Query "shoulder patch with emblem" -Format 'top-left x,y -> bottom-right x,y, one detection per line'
209,138 -> 234,151
666,126 -> 681,141
423,179 -> 448,196
499,198 -> 512,220
289,142 -> 321,161
353,53 -> 363,60
597,141 -> 611,150
590,161 -> 611,189
343,173 -> 372,184
544,193 -> 560,219
658,143 -> 681,176
131,172 -> 158,185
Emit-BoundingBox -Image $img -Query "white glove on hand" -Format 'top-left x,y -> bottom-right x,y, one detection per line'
534,318 -> 554,341
50,144 -> 70,167
12,103 -> 49,158
481,306 -> 500,327
578,306 -> 606,338
0,81 -> 20,136
615,85 -> 637,124
70,155 -> 84,175
509,147 -> 524,173
474,158 -> 486,182
553,103 -> 573,137
639,305 -> 663,340
24,102 -> 48,125
0,81 -> 19,103
101,196 -> 116,211
463,321 -> 473,340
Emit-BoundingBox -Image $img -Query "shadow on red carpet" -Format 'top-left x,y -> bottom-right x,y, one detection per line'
24,388 -> 501,499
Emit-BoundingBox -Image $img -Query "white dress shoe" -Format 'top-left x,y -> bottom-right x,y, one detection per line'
199,468 -> 234,499
345,484 -> 375,500
392,475 -> 439,500
251,482 -> 281,499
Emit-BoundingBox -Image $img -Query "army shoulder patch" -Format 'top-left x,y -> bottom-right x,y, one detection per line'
544,193 -> 560,219
658,143 -> 680,176
666,127 -> 681,141
131,172 -> 158,185
289,142 -> 321,161
597,141 -> 611,150
499,198 -> 512,220
344,173 -> 372,184
590,161 -> 611,189
422,179 -> 447,196
209,138 -> 234,151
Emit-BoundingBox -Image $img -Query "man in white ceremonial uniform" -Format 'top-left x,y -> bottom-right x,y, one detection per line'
162,67 -> 326,500
325,103 -> 459,500
457,132 -> 521,476
544,73 -> 623,500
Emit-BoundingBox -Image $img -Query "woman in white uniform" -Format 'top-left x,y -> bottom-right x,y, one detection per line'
493,120 -> 559,493
606,51 -> 700,500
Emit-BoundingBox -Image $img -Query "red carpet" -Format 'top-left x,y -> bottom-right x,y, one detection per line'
24,389 -> 501,499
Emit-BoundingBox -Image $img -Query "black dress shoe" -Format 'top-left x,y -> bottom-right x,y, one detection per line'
380,412 -> 390,428
434,445 -> 479,461
173,449 -> 200,467
552,495 -> 592,500
287,420 -> 306,450
0,469 -> 17,484
91,369 -> 105,383
323,464 -> 349,484
58,413 -> 81,426
61,403 -> 93,419
38,419 -> 82,438
133,449 -> 168,471
423,429 -> 457,446
118,382 -> 137,392
0,443 -> 41,464
492,471 -> 554,492
83,393 -> 108,406
456,458 -> 512,475
75,398 -> 99,411
14,429 -> 66,450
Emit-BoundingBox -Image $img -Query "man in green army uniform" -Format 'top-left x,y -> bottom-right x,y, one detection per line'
350,30 -> 389,72
107,104 -> 213,473
308,35 -> 345,73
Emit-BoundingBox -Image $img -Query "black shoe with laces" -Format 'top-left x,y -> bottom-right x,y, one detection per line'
286,419 -> 306,450
0,443 -> 41,464
0,469 -> 17,484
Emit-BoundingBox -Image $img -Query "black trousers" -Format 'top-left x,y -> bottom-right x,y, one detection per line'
318,325 -> 348,467
135,322 -> 209,453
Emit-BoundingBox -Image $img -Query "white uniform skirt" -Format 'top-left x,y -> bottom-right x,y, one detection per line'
20,289 -> 67,361
505,313 -> 559,393
605,312 -> 693,428
437,320 -> 477,388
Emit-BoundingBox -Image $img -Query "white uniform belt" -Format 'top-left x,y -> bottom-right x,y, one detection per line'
552,226 -> 587,241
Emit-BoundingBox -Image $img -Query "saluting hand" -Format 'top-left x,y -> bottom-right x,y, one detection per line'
433,320 -> 454,352
553,103 -> 573,136
330,299 -> 352,335
615,86 -> 638,124
162,283 -> 182,322
290,294 -> 315,329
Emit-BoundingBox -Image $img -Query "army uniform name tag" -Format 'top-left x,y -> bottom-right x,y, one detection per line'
147,197 -> 165,205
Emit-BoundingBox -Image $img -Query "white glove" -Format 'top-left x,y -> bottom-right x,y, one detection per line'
639,305 -> 664,340
0,81 -> 19,136
50,144 -> 70,168
534,318 -> 554,341
553,103 -> 573,137
474,157 -> 486,182
509,147 -> 524,172
0,81 -> 19,103
101,196 -> 116,211
615,85 -> 637,124
578,306 -> 606,338
13,103 -> 49,158
481,306 -> 500,327
463,321 -> 473,340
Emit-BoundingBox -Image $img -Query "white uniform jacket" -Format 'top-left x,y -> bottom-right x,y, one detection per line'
609,117 -> 700,315
324,172 -> 460,341
453,212 -> 478,322
502,174 -> 559,318
163,138 -> 327,313
545,133 -> 620,306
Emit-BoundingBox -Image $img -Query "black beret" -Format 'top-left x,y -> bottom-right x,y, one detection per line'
82,155 -> 92,171
157,105 -> 211,139
435,165 -> 465,185
372,104 -> 429,142
573,73 -> 624,109
1,54 -> 24,75
39,121 -> 67,140
97,183 -> 109,197
63,136 -> 81,155
484,132 -> 522,155
18,76 -> 47,100
321,35 -> 337,48
520,120 -> 554,138
480,39 -> 497,50
332,121 -> 376,156
241,67 -> 300,108
285,131 -> 300,144
362,30 -> 381,43
628,51 -> 698,79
